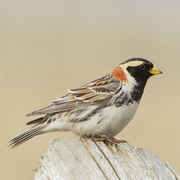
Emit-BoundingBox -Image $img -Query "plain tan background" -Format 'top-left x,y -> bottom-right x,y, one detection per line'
1,1 -> 180,179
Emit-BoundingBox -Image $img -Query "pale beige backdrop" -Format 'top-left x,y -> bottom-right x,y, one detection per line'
1,1 -> 180,179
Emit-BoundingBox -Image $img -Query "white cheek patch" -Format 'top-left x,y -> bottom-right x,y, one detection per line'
119,61 -> 144,86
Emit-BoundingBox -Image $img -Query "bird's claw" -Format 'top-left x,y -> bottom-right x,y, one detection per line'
92,136 -> 126,146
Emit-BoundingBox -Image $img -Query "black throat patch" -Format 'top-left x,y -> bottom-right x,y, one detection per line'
114,82 -> 146,107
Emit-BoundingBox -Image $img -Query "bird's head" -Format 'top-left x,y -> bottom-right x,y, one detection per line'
111,58 -> 162,84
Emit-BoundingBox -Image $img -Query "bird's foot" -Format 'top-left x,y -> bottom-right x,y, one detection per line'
106,138 -> 127,145
92,135 -> 126,145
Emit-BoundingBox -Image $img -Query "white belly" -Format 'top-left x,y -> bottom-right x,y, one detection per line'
70,102 -> 139,138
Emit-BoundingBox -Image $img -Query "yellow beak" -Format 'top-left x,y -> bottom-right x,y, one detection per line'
149,66 -> 163,75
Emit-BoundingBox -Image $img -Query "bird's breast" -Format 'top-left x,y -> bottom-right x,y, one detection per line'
99,102 -> 139,137
69,101 -> 139,138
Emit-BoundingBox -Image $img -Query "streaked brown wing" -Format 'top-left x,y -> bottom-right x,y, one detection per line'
26,74 -> 121,116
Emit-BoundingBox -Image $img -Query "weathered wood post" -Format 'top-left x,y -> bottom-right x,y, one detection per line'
34,138 -> 180,180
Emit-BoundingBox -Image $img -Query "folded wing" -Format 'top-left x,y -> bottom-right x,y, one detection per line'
26,74 -> 122,116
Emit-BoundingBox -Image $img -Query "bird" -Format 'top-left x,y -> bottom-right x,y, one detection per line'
8,58 -> 162,148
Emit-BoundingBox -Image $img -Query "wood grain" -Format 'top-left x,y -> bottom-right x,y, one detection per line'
34,138 -> 179,180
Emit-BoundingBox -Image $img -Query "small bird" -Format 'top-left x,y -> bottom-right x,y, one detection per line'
9,58 -> 162,148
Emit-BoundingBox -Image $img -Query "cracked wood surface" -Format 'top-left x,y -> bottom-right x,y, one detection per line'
34,138 -> 179,180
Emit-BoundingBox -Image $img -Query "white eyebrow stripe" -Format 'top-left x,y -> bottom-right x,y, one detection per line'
120,61 -> 144,69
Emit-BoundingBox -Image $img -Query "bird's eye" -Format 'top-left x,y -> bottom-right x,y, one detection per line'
139,64 -> 145,70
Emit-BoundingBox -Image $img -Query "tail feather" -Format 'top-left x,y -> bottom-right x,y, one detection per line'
8,125 -> 46,148
26,117 -> 44,125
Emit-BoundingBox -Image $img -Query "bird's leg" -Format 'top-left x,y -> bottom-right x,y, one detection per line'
92,135 -> 127,145
92,134 -> 108,142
